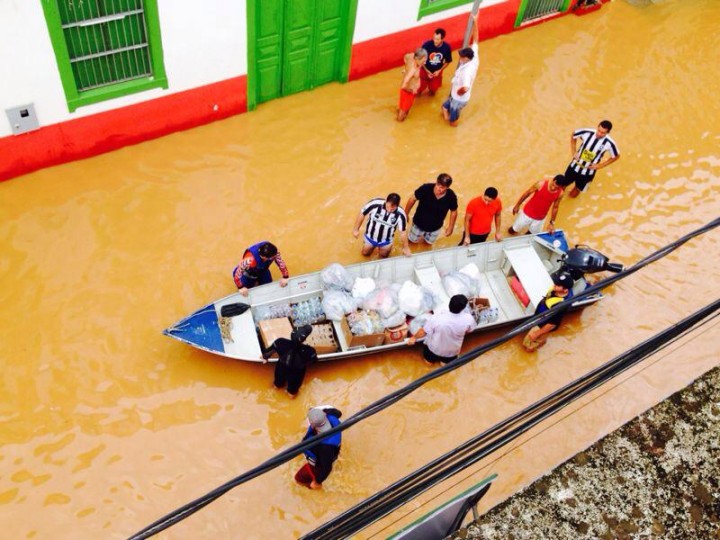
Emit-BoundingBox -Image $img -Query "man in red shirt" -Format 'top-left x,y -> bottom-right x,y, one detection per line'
508,174 -> 573,235
460,187 -> 502,245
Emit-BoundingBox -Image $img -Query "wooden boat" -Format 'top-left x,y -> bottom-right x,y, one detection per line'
163,231 -> 607,362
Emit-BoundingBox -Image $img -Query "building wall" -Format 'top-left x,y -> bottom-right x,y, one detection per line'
350,0 -> 520,80
0,0 -> 568,182
0,0 -> 249,181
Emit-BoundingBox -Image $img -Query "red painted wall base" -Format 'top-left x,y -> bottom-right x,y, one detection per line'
0,76 -> 247,182
1,0 -> 584,182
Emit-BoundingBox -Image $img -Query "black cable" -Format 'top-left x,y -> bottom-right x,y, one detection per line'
302,300 -> 720,539
127,217 -> 719,540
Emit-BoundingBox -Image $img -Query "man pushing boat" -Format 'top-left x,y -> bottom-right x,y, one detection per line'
232,241 -> 289,296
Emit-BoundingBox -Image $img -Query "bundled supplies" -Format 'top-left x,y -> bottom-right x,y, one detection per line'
320,263 -> 354,291
397,280 -> 435,317
361,287 -> 400,319
322,290 -> 357,321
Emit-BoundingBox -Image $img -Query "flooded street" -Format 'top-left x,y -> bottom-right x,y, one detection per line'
1,1 -> 719,538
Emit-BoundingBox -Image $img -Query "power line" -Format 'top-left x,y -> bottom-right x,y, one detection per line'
127,216 -> 719,540
302,300 -> 720,539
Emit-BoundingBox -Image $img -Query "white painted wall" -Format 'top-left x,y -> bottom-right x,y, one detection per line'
0,0 -> 248,137
353,0 -> 506,43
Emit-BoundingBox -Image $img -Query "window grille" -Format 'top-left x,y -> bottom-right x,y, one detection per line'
418,0 -> 473,19
57,0 -> 152,91
518,0 -> 567,24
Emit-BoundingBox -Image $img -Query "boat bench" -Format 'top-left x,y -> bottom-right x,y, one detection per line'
503,244 -> 554,309
220,309 -> 263,359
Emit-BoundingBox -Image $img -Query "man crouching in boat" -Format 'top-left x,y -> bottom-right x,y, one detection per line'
232,241 -> 289,296
522,272 -> 574,351
407,294 -> 476,364
262,325 -> 317,398
295,406 -> 342,489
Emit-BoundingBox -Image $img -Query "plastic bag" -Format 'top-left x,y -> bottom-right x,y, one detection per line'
398,280 -> 435,317
459,263 -> 484,297
442,271 -> 476,298
320,263 -> 354,291
347,310 -> 384,335
322,290 -> 357,321
408,313 -> 431,335
362,287 -> 399,319
351,277 -> 376,300
382,309 -> 406,329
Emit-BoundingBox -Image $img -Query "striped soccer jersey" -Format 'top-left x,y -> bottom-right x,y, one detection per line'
361,198 -> 407,244
568,128 -> 620,177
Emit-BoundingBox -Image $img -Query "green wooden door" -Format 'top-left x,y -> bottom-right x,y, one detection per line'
313,0 -> 346,87
255,0 -> 283,103
283,0 -> 314,96
249,0 -> 357,108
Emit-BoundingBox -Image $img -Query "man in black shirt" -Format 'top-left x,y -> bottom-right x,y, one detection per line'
262,325 -> 317,397
404,173 -> 458,245
418,28 -> 452,96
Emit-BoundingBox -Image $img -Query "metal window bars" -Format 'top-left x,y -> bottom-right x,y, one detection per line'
520,0 -> 565,23
58,0 -> 153,91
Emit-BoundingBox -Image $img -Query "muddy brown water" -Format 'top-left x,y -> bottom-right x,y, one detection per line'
1,1 -> 718,538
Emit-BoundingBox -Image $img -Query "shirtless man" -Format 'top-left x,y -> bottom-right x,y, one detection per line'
397,48 -> 428,122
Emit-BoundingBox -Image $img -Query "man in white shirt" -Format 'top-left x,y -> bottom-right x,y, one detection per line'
442,12 -> 479,127
407,295 -> 476,364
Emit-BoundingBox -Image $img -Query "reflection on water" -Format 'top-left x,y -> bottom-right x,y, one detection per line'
1,1 -> 719,538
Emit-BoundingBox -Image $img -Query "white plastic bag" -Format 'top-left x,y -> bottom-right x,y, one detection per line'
459,263 -> 484,297
351,277 -> 376,300
442,271 -> 476,298
381,309 -> 406,329
398,280 -> 435,317
320,263 -> 354,291
321,290 -> 357,321
362,287 -> 399,319
408,313 -> 431,335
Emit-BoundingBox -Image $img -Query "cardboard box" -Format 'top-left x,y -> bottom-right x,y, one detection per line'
469,297 -> 490,310
258,317 -> 293,356
384,322 -> 409,344
305,323 -> 339,354
340,316 -> 386,349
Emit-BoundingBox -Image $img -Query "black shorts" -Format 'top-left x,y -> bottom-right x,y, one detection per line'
423,344 -> 457,364
458,231 -> 489,245
564,165 -> 595,192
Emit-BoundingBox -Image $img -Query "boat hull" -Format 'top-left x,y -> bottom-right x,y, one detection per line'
163,231 -> 602,362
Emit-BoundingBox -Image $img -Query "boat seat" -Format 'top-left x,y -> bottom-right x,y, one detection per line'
503,244 -> 553,309
221,309 -> 262,360
414,264 -> 450,312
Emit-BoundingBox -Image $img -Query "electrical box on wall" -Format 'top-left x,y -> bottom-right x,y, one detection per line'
6,104 -> 39,135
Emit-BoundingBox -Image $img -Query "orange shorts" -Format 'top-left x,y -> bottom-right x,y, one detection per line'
418,70 -> 443,94
398,89 -> 416,113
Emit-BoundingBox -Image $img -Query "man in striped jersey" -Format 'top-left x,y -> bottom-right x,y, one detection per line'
565,120 -> 621,198
353,193 -> 412,258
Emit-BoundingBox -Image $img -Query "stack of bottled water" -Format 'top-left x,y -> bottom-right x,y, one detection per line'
476,306 -> 500,325
291,297 -> 325,327
254,302 -> 292,322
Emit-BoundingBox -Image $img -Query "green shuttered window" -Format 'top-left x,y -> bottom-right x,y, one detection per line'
418,0 -> 473,19
42,0 -> 167,111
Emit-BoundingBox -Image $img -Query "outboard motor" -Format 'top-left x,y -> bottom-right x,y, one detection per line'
560,245 -> 624,281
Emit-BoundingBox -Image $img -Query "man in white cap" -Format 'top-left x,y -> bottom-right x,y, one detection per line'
295,406 -> 342,489
522,271 -> 574,351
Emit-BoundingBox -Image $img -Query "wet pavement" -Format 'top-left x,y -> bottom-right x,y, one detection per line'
450,363 -> 720,539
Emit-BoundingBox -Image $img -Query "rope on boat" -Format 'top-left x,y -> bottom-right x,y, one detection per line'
127,216 -> 720,540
